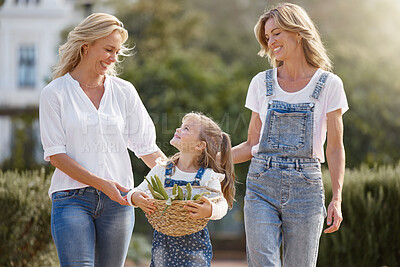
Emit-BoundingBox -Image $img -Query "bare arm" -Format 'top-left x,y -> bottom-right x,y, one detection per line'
50,153 -> 129,205
324,109 -> 345,234
231,112 -> 262,164
140,150 -> 167,169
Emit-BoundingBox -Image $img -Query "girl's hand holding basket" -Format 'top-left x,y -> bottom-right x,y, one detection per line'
130,191 -> 156,214
139,175 -> 222,237
184,196 -> 213,219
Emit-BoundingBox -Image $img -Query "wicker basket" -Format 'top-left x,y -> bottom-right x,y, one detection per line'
145,186 -> 222,237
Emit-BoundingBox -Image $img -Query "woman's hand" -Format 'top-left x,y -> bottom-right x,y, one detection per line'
131,191 -> 156,214
98,179 -> 130,206
50,153 -> 130,206
324,199 -> 343,233
184,196 -> 213,219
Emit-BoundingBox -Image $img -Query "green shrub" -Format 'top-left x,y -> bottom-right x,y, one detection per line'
0,169 -> 154,266
127,233 -> 152,264
2,164 -> 399,266
318,164 -> 400,267
0,169 -> 54,267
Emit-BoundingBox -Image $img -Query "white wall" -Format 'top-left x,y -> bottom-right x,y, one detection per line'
0,0 -> 75,107
0,0 -> 117,166
0,0 -> 75,165
0,117 -> 12,162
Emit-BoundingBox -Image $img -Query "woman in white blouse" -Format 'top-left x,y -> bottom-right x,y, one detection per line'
39,13 -> 165,266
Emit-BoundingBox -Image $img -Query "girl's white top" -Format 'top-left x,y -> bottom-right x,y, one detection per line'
245,68 -> 349,163
127,158 -> 228,220
40,73 -> 159,197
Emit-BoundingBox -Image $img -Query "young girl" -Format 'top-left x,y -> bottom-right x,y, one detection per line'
126,112 -> 235,267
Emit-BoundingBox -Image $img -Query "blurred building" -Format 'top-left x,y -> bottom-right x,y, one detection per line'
0,0 -> 111,165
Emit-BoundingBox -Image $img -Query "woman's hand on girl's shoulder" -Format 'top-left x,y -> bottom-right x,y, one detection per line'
184,196 -> 212,219
132,191 -> 156,214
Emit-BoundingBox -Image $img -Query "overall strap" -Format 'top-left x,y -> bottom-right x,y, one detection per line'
265,69 -> 274,97
164,162 -> 174,186
310,71 -> 330,100
164,162 -> 206,186
192,166 -> 205,186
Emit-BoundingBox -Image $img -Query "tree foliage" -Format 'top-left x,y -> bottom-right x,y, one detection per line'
116,0 -> 254,175
114,0 -> 400,170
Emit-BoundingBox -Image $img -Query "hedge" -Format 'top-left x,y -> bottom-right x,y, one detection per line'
0,169 -> 151,266
1,164 -> 399,266
0,169 -> 54,267
318,164 -> 400,267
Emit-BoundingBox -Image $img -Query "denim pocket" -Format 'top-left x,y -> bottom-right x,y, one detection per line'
267,110 -> 307,151
52,190 -> 78,202
247,158 -> 268,178
299,166 -> 322,183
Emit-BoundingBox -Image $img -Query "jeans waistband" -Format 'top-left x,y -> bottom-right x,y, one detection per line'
252,155 -> 320,169
62,186 -> 99,196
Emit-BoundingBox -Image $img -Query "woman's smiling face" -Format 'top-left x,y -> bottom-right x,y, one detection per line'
264,18 -> 300,62
83,30 -> 122,76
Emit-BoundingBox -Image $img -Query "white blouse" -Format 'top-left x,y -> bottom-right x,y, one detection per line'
40,73 -> 160,197
127,158 -> 228,220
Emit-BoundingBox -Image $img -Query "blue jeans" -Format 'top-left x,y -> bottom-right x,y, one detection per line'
244,157 -> 326,267
51,187 -> 134,267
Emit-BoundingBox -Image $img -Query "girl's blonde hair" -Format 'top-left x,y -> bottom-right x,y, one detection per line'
254,3 -> 332,71
169,112 -> 236,208
52,13 -> 130,79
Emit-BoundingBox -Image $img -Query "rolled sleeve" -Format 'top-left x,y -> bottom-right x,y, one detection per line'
39,87 -> 67,161
209,197 -> 228,220
205,172 -> 228,220
126,86 -> 159,157
43,145 -> 66,161
326,75 -> 349,115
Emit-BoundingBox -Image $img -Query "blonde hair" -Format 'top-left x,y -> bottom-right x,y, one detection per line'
169,112 -> 236,208
52,13 -> 131,79
254,3 -> 332,71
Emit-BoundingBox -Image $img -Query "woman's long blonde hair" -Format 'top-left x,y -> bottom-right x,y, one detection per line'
52,13 -> 130,80
254,3 -> 332,71
169,112 -> 236,208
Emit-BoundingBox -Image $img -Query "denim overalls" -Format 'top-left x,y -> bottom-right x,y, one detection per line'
150,163 -> 213,267
244,69 -> 329,267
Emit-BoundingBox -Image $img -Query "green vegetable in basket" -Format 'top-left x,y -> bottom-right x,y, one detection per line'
192,192 -> 211,200
150,176 -> 159,193
154,175 -> 169,200
177,186 -> 184,200
186,183 -> 192,200
147,183 -> 165,200
145,176 -> 166,200
161,187 -> 180,216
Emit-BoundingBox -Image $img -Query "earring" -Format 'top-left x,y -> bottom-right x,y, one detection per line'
298,39 -> 300,44
85,49 -> 88,54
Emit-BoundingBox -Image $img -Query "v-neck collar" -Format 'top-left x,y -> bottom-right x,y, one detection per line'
66,73 -> 109,112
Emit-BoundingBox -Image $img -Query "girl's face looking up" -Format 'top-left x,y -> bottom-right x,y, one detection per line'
170,119 -> 204,153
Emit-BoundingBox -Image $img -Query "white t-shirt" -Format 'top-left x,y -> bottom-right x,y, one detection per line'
245,68 -> 349,162
40,73 -> 160,197
128,158 -> 228,220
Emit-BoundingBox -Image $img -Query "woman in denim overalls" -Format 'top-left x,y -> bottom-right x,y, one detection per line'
232,3 -> 348,266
